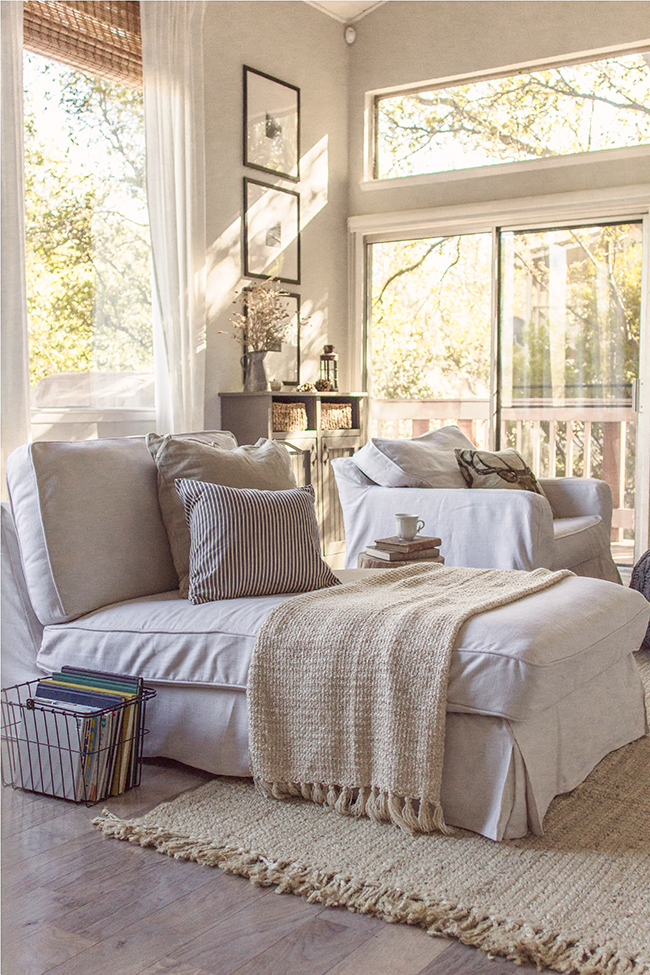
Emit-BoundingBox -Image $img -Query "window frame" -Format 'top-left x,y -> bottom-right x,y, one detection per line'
364,41 -> 650,187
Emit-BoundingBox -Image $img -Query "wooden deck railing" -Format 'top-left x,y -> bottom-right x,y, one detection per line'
371,398 -> 637,541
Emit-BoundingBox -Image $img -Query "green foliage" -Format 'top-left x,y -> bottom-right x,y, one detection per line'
505,224 -> 642,403
377,54 -> 650,178
58,74 -> 146,194
25,115 -> 95,384
24,55 -> 152,389
370,223 -> 641,417
370,236 -> 491,399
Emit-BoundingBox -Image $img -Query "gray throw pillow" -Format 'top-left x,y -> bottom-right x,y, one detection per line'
147,433 -> 297,597
175,479 -> 340,603
454,447 -> 547,499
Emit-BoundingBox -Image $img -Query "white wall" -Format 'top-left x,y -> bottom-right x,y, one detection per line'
348,1 -> 650,216
202,1 -> 351,426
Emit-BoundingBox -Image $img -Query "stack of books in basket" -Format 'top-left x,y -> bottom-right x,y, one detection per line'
358,535 -> 444,569
4,667 -> 152,803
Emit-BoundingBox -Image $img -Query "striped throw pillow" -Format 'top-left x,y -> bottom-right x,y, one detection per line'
175,479 -> 341,602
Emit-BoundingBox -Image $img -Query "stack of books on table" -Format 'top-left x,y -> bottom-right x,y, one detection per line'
10,667 -> 150,803
358,535 -> 444,569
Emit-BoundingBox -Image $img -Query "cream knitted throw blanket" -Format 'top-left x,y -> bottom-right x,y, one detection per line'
248,563 -> 571,834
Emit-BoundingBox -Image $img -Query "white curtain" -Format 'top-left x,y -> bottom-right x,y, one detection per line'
1,2 -> 31,498
141,0 -> 207,434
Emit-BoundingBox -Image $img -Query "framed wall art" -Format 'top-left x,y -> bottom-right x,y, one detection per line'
243,177 -> 300,285
243,65 -> 300,182
243,290 -> 301,386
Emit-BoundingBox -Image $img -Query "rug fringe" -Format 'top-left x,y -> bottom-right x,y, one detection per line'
253,778 -> 452,836
92,811 -> 649,975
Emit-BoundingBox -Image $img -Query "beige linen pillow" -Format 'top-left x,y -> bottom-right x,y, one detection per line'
147,433 -> 297,597
454,447 -> 547,499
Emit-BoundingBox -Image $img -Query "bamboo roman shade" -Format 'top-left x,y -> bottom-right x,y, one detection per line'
23,1 -> 142,87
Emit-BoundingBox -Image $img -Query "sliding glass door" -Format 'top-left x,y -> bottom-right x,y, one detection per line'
499,223 -> 642,564
366,219 -> 645,566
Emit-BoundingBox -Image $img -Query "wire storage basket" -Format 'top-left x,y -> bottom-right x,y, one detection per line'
1,678 -> 155,805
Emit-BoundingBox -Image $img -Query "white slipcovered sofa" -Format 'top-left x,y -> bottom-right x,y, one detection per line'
332,427 -> 621,582
2,435 -> 648,841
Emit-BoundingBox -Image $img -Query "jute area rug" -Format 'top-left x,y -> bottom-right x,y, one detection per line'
94,651 -> 650,975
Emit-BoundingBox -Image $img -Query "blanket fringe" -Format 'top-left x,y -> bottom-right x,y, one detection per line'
253,778 -> 451,835
93,810 -> 649,975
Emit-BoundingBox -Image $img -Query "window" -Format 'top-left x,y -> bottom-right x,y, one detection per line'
23,1 -> 153,424
373,50 -> 650,180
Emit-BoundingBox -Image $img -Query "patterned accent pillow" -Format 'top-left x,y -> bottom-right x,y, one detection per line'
454,448 -> 548,498
175,479 -> 340,603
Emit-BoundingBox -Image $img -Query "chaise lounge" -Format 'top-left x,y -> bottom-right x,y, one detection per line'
2,434 -> 648,841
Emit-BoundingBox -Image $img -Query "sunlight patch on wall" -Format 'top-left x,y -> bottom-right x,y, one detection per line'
300,135 -> 328,227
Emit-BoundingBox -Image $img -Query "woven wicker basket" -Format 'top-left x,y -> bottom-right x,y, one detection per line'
272,402 -> 309,433
321,402 -> 353,430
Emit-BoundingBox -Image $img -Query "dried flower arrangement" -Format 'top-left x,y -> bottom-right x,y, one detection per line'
230,278 -> 292,352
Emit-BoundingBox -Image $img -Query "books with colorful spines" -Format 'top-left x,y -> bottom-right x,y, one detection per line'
374,535 -> 442,553
47,672 -> 140,795
364,545 -> 441,561
60,667 -> 144,790
38,679 -> 127,797
33,683 -> 123,800
34,684 -> 121,799
38,679 -> 134,798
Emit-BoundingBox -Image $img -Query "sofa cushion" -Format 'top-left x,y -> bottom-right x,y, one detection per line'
351,425 -> 475,489
455,447 -> 548,499
6,438 -> 180,626
36,573 -> 650,722
176,479 -> 340,602
147,434 -> 296,598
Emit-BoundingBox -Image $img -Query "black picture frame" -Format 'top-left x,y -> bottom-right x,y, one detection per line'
243,177 -> 300,285
243,65 -> 300,182
243,290 -> 301,386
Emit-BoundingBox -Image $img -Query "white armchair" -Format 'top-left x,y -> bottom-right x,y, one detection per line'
332,457 -> 621,583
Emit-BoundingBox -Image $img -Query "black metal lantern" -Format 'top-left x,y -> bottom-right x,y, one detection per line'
319,344 -> 338,391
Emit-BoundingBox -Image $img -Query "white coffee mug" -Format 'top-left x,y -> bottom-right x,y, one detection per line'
395,513 -> 425,541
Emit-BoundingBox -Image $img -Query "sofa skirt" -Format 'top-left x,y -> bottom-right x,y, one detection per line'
142,652 -> 646,842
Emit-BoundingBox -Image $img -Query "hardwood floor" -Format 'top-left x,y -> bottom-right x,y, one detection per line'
2,761 -> 552,975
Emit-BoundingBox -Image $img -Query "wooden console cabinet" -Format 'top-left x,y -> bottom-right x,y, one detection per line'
219,392 -> 367,560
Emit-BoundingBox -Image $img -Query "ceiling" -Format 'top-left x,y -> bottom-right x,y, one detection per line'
303,1 -> 386,24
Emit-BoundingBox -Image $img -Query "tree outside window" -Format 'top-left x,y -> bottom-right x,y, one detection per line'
375,51 -> 650,179
24,53 -> 152,410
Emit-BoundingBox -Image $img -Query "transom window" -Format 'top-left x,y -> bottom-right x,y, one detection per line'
374,49 -> 650,179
